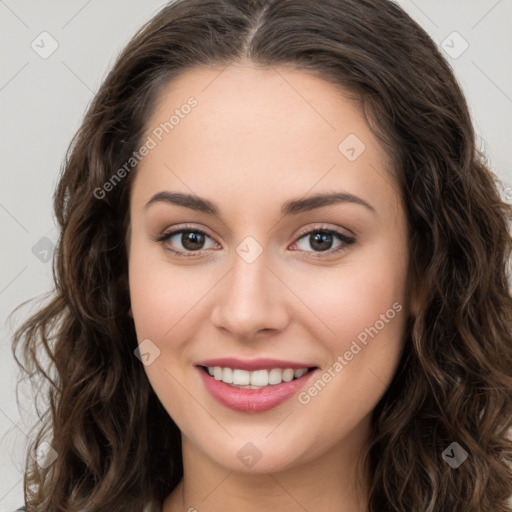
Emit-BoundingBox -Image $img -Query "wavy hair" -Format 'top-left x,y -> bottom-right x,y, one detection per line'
11,0 -> 512,510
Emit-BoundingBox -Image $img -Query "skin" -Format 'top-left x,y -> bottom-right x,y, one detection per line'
127,61 -> 417,512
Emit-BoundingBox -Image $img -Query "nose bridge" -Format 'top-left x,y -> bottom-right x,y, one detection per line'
210,239 -> 288,337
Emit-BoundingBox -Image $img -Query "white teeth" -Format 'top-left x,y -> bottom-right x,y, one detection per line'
250,370 -> 268,387
222,367 -> 233,384
232,369 -> 250,385
205,366 -> 312,388
294,368 -> 308,378
282,369 -> 295,382
268,368 -> 283,385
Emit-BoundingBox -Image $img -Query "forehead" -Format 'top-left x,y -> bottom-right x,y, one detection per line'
131,63 -> 399,214
147,63 -> 379,153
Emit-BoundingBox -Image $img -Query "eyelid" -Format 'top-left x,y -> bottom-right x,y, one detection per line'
156,223 -> 356,257
155,224 -> 218,257
293,223 -> 355,241
289,224 -> 356,257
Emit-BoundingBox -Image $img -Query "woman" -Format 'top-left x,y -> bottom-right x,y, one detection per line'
11,0 -> 512,510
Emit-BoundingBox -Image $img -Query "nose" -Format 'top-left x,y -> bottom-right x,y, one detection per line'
210,249 -> 290,340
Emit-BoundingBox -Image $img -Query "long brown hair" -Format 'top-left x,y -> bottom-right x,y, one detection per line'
11,0 -> 512,510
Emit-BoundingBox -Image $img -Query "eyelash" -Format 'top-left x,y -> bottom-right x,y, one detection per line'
156,223 -> 356,259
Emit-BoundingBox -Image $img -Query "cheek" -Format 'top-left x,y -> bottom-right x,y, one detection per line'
291,244 -> 408,354
128,245 -> 204,418
128,236 -> 209,340
294,256 -> 408,441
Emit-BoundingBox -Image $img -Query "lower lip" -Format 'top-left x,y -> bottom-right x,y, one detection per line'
197,366 -> 318,413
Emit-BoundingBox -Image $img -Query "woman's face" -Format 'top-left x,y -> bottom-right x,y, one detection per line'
128,62 -> 414,475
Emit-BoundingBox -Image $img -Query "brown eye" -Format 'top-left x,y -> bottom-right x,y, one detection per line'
178,230 -> 206,250
157,227 -> 218,257
309,231 -> 335,251
292,228 -> 356,255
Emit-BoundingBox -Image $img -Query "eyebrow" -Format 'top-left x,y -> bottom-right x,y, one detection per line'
144,191 -> 376,216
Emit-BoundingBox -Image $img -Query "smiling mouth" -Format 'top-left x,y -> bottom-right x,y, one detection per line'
198,365 -> 318,389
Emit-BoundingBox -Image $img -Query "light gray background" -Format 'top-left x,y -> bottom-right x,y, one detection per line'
1,0 -> 511,509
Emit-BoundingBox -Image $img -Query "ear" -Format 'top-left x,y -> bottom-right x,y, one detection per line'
128,307 -> 134,319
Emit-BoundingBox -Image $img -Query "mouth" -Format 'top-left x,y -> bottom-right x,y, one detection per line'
195,358 -> 320,413
197,365 -> 318,389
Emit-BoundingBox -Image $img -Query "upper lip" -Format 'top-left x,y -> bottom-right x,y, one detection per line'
195,357 -> 317,371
